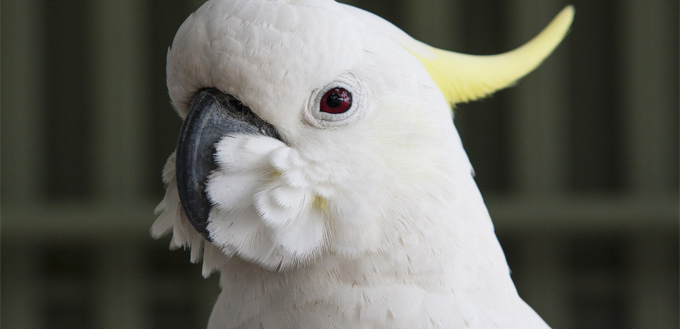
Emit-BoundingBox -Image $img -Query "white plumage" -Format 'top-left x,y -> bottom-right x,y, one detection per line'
152,0 -> 573,328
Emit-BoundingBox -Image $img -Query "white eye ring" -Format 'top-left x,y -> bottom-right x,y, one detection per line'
304,79 -> 366,128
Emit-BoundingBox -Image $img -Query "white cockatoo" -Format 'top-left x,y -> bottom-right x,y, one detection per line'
152,0 -> 573,328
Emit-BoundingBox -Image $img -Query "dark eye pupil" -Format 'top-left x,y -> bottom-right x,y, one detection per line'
326,94 -> 343,108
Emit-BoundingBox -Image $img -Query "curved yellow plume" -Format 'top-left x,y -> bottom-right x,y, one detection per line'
412,6 -> 574,106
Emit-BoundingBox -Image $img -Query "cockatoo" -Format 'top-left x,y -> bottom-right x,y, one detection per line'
152,0 -> 573,328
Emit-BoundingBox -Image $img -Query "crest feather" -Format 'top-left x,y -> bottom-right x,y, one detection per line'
410,6 -> 574,106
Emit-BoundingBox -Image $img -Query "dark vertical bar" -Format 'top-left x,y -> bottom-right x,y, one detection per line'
665,2 -> 680,192
567,0 -> 623,192
567,235 -> 630,329
39,244 -> 95,329
454,1 -> 512,194
43,0 -> 94,199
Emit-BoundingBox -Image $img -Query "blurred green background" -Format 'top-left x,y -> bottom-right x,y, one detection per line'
2,0 -> 678,328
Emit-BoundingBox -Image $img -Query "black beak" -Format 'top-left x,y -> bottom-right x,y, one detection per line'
176,88 -> 281,240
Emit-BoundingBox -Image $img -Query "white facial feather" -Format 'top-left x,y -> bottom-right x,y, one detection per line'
206,135 -> 327,270
154,0 -> 558,327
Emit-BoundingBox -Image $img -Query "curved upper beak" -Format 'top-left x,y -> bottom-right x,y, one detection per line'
175,88 -> 281,240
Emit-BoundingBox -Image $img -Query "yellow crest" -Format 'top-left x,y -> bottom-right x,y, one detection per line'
410,6 -> 574,106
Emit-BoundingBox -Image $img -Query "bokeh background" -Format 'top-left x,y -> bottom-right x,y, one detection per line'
2,0 -> 678,328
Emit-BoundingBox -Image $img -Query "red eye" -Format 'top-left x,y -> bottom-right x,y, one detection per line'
320,88 -> 352,114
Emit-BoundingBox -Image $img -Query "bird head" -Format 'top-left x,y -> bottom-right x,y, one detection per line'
153,0 -> 573,274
